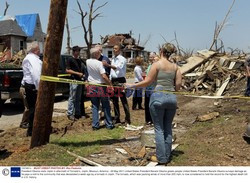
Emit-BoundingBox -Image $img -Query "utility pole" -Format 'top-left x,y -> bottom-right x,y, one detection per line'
30,0 -> 68,148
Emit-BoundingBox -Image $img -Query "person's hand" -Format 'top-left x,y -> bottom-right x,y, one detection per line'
78,73 -> 83,78
102,61 -> 109,67
123,83 -> 134,89
84,80 -> 89,87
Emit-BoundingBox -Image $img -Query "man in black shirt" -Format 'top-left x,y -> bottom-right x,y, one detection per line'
66,46 -> 86,120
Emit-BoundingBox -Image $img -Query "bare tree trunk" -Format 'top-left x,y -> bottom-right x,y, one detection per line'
65,15 -> 71,54
77,0 -> 108,59
3,1 -> 9,16
30,0 -> 68,148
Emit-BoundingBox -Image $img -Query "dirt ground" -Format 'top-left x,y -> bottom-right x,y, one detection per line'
0,77 -> 250,166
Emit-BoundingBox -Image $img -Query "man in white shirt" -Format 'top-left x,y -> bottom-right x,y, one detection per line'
86,47 -> 114,130
22,41 -> 42,136
110,45 -> 131,124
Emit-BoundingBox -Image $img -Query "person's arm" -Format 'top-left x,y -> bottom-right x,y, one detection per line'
175,67 -> 182,91
66,68 -> 84,78
99,61 -> 112,86
32,60 -> 42,90
134,66 -> 143,82
65,58 -> 84,78
101,73 -> 113,86
102,61 -> 117,70
138,67 -> 143,81
112,57 -> 126,76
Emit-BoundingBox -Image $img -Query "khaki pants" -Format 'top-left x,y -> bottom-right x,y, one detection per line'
20,86 -> 29,126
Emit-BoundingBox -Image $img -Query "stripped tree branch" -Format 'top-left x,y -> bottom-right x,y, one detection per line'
3,1 -> 9,16
76,0 -> 108,58
65,15 -> 71,54
174,31 -> 182,56
209,0 -> 236,50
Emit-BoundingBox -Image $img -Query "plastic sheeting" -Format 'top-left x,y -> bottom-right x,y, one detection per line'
15,14 -> 38,37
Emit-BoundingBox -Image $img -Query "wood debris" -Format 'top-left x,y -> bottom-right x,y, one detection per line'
181,50 -> 246,96
197,112 -> 220,122
0,49 -> 26,67
136,146 -> 146,159
67,150 -> 103,166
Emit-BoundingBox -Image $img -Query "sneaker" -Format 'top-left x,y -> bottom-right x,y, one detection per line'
92,127 -> 100,131
125,119 -> 131,125
20,123 -> 29,129
156,162 -> 168,166
146,121 -> 153,125
67,115 -> 75,121
107,125 -> 115,130
113,119 -> 121,124
150,155 -> 158,162
26,130 -> 32,137
85,114 -> 90,118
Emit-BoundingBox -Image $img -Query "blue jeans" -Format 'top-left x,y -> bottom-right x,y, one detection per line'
149,92 -> 177,163
89,86 -> 113,129
67,84 -> 82,116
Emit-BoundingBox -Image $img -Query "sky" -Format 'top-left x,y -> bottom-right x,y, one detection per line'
0,0 -> 250,53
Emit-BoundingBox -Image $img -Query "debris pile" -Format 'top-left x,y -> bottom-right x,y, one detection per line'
180,49 -> 247,96
0,49 -> 26,68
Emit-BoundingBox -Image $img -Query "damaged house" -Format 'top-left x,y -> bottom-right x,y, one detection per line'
0,18 -> 27,59
101,33 -> 148,62
81,33 -> 148,61
0,13 -> 46,59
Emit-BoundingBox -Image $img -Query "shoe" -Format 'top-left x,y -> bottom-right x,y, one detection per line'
146,121 -> 153,125
156,162 -> 168,166
81,114 -> 90,118
74,115 -> 82,119
113,119 -> 121,124
26,130 -> 32,137
92,127 -> 100,131
139,106 -> 144,110
125,119 -> 131,125
20,123 -> 29,129
107,125 -> 115,130
67,115 -> 75,121
150,155 -> 158,162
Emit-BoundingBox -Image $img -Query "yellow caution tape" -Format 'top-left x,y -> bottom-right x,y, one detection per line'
40,75 -> 250,100
57,74 -> 70,77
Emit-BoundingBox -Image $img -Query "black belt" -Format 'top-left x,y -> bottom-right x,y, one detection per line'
111,77 -> 126,84
24,83 -> 36,91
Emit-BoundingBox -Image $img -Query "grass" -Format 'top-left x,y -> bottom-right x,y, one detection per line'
51,127 -> 124,156
171,116 -> 233,166
0,127 -> 125,166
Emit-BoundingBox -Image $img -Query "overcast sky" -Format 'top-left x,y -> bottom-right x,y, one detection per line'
0,0 -> 249,53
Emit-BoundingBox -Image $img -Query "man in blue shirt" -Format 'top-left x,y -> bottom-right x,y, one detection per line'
95,44 -> 116,77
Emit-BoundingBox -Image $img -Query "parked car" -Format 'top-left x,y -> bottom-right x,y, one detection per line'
0,54 -> 72,105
